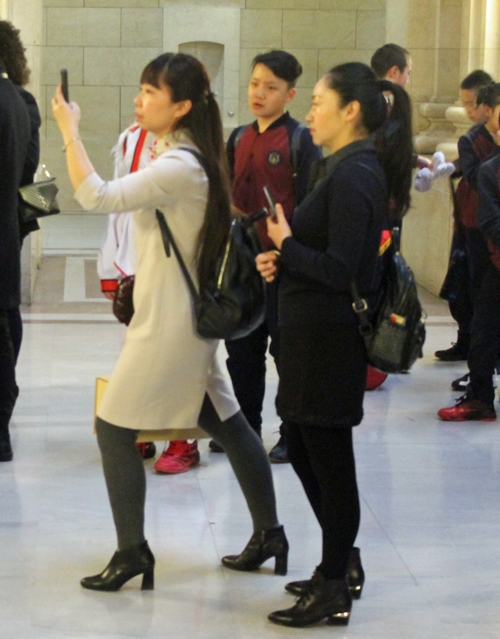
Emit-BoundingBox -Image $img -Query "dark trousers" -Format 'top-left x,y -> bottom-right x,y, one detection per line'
441,227 -> 473,336
0,309 -> 19,437
465,228 -> 491,308
225,279 -> 281,437
6,307 -> 22,363
286,422 -> 360,579
468,264 -> 500,405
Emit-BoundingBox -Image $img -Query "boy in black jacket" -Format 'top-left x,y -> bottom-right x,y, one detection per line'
436,70 -> 493,364
210,51 -> 321,462
439,90 -> 500,421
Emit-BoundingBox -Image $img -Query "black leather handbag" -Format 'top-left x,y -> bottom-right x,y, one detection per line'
156,209 -> 265,341
112,275 -> 135,325
19,178 -> 60,222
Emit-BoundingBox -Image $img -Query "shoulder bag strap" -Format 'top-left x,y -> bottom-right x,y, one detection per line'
154,146 -> 209,303
350,280 -> 373,337
156,209 -> 200,302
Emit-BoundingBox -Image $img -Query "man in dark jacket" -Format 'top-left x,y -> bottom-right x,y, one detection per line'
0,62 -> 30,461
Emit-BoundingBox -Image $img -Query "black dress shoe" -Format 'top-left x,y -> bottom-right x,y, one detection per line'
285,547 -> 365,599
136,442 -> 157,460
269,435 -> 289,464
0,433 -> 13,462
222,525 -> 289,575
269,572 -> 351,627
208,439 -> 224,453
435,342 -> 469,361
81,541 -> 155,592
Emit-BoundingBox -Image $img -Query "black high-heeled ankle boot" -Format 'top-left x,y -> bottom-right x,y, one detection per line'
269,571 -> 352,628
284,546 -> 365,599
80,541 -> 155,592
221,525 -> 288,575
347,546 -> 364,599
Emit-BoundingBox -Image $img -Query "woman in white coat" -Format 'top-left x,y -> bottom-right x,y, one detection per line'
52,53 -> 288,592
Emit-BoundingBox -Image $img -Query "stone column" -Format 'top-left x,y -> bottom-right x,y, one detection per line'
386,0 -> 461,295
436,0 -> 500,160
388,0 -> 463,155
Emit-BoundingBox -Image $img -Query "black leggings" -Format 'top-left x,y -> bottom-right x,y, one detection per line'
96,396 -> 279,550
286,422 -> 360,580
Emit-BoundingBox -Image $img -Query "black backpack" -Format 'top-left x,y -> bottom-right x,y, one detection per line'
156,148 -> 265,341
352,228 -> 426,374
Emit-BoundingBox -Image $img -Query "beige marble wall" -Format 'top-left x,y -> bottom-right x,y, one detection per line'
239,2 -> 386,125
402,179 -> 455,297
36,0 -> 387,214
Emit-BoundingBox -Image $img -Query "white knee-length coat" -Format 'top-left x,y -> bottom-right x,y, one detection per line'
76,133 -> 239,431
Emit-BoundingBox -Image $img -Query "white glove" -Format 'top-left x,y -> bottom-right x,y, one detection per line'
432,151 -> 455,179
414,167 -> 434,192
415,152 -> 455,192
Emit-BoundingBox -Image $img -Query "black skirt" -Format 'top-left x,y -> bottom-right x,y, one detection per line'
276,323 -> 367,428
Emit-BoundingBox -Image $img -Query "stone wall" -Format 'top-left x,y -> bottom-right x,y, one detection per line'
40,0 -> 386,212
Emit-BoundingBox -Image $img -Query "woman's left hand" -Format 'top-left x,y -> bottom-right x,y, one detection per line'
51,84 -> 81,141
266,203 -> 292,250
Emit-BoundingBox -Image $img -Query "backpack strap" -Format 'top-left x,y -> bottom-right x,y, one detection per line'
290,123 -> 307,203
290,123 -> 307,175
155,146 -> 207,302
233,125 -> 249,149
350,281 -> 373,337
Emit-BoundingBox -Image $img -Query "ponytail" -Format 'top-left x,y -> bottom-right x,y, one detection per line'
375,81 -> 413,220
326,62 -> 413,221
141,53 -> 231,291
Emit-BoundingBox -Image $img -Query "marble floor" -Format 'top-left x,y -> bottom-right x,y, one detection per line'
3,216 -> 500,638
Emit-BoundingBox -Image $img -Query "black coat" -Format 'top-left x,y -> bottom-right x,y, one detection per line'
16,86 -> 42,240
0,67 -> 30,309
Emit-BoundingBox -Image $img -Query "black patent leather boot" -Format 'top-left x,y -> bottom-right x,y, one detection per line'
347,546 -> 365,599
221,525 -> 288,575
285,547 -> 365,599
269,572 -> 352,627
80,541 -> 155,592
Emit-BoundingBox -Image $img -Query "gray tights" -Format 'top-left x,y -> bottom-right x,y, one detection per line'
95,395 -> 279,550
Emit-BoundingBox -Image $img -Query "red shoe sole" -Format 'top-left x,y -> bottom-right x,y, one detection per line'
438,411 -> 496,422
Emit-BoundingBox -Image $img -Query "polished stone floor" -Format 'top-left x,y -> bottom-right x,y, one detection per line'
2,216 -> 500,638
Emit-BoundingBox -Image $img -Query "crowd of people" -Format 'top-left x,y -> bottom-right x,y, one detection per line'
2,22 -> 500,627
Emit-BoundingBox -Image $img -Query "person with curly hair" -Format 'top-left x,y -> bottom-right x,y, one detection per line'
0,22 -> 31,462
0,21 -> 41,367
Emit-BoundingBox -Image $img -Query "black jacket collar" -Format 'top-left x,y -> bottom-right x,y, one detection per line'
251,111 -> 290,133
309,138 -> 377,191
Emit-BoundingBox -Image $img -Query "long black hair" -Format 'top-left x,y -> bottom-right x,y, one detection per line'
325,62 -> 413,220
0,20 -> 30,86
141,53 -> 231,291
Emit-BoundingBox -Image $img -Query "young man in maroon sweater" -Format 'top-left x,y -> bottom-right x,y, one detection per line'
209,51 -> 321,462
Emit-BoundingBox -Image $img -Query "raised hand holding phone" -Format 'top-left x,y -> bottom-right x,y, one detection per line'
60,69 -> 69,103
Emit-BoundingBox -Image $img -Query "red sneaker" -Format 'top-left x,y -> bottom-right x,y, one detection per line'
136,442 -> 157,459
154,440 -> 200,474
438,396 -> 496,422
365,365 -> 388,391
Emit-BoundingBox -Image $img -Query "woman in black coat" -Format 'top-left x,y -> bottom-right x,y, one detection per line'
0,20 -> 42,363
256,63 -> 414,628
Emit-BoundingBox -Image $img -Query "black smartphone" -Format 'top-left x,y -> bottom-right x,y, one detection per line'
60,69 -> 69,102
263,185 -> 277,221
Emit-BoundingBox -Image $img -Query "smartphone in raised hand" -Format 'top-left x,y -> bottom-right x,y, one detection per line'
60,69 -> 69,102
263,185 -> 277,221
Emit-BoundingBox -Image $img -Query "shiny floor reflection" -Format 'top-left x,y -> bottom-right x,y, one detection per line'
2,254 -> 500,638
